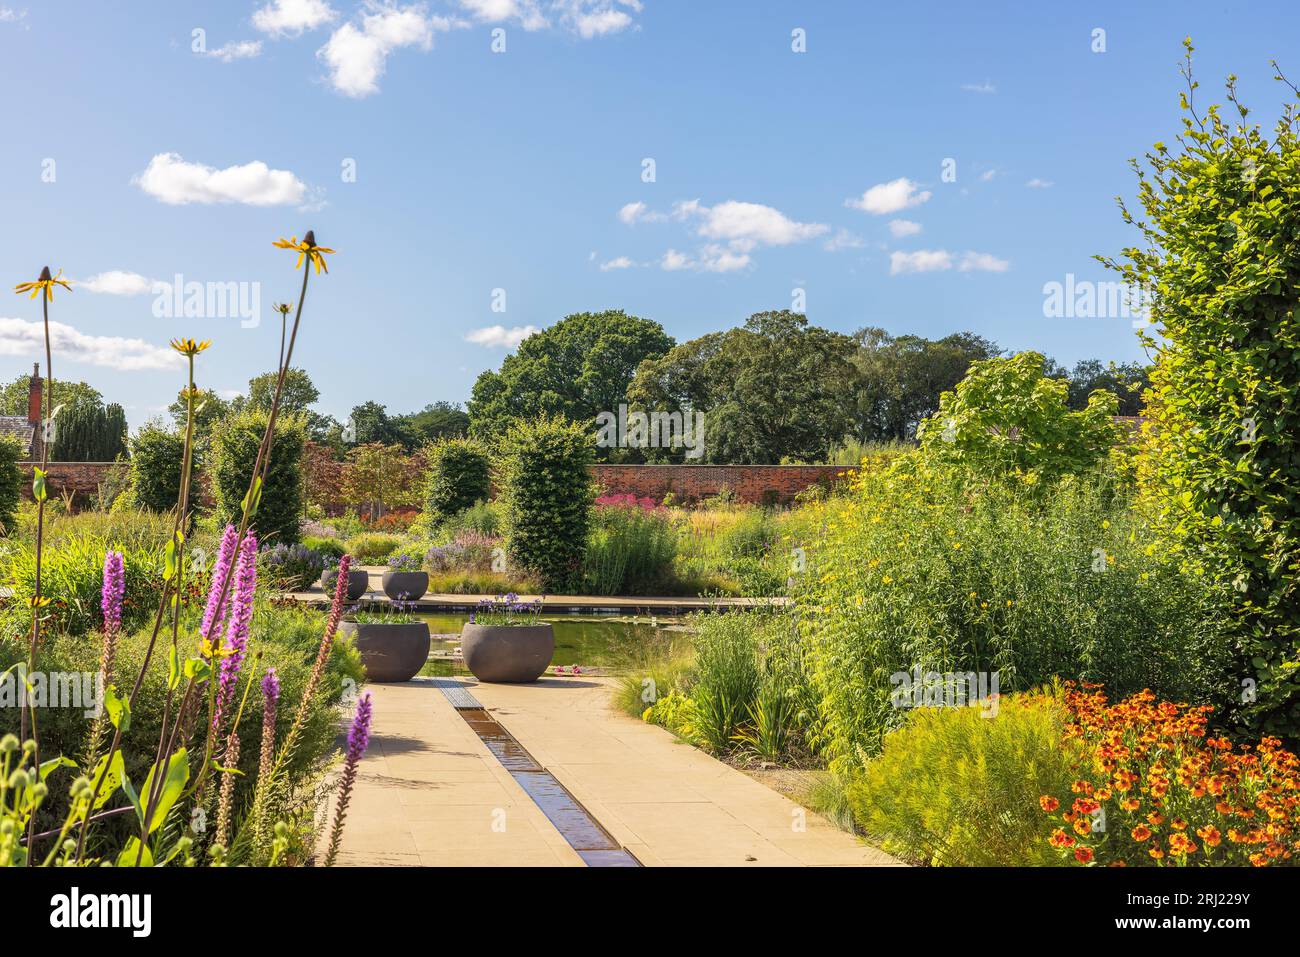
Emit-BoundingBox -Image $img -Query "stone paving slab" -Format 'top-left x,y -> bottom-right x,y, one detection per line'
318,679 -> 583,867
464,676 -> 902,868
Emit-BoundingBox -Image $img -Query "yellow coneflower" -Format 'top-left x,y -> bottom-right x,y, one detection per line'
170,338 -> 212,357
272,230 -> 335,273
273,302 -> 292,316
14,266 -> 72,301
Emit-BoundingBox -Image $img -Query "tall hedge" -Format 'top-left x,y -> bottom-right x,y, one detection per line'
498,416 -> 594,590
210,410 -> 305,546
0,434 -> 23,533
51,402 -> 128,461
1107,46 -> 1300,736
129,423 -> 184,512
423,437 -> 490,525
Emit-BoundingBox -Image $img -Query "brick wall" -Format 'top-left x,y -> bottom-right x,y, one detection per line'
18,461 -> 117,506
589,464 -> 851,505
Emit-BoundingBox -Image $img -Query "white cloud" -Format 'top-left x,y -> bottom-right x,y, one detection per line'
888,219 -> 922,238
658,245 -> 750,273
599,256 -> 635,270
458,0 -> 547,30
958,251 -> 1010,272
1025,178 -> 1054,189
0,8 -> 26,24
318,2 -> 449,98
465,324 -> 540,348
75,271 -> 157,296
457,0 -> 641,36
133,153 -> 307,206
660,249 -> 691,271
979,168 -> 997,182
846,178 -> 932,215
692,200 -> 827,246
889,249 -> 1009,275
618,201 -> 665,225
203,40 -> 264,62
253,0 -> 339,37
890,249 -> 952,275
823,229 -> 865,252
961,80 -> 996,94
0,318 -> 179,372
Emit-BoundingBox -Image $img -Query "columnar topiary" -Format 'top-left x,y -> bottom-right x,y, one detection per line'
498,416 -> 594,590
1106,45 -> 1300,736
0,434 -> 23,533
128,422 -> 185,512
423,437 -> 490,525
51,402 -> 128,461
210,410 -> 306,545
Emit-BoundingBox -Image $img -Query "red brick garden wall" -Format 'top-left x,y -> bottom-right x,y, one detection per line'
589,464 -> 850,505
18,461 -> 117,504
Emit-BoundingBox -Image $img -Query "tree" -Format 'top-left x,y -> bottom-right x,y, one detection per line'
423,437 -> 491,524
0,434 -> 23,533
1104,44 -> 1300,735
468,310 -> 674,452
168,387 -> 231,438
232,368 -> 334,440
627,310 -> 857,463
341,442 -> 419,520
209,410 -> 306,545
0,373 -> 101,418
129,422 -> 185,512
917,351 -> 1120,483
51,402 -> 127,461
1064,360 -> 1150,416
395,401 -> 469,445
347,401 -> 407,447
852,328 -> 1002,442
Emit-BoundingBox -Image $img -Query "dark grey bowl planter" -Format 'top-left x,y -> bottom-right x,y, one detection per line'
340,621 -> 431,683
382,570 -> 429,601
460,623 -> 554,683
321,568 -> 370,601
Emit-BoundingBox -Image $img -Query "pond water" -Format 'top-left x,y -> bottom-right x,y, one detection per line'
415,612 -> 689,677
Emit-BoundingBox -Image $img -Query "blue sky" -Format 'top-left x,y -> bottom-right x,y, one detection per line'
1,0 -> 1296,428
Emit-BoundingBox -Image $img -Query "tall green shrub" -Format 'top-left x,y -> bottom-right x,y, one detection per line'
51,401 -> 128,461
210,409 -> 306,545
1106,46 -> 1300,735
498,416 -> 593,590
423,437 -> 491,524
0,434 -> 23,534
128,422 -> 184,512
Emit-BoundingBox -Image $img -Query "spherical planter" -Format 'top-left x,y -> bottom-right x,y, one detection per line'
382,570 -> 429,601
340,621 -> 431,683
321,568 -> 370,601
460,623 -> 554,683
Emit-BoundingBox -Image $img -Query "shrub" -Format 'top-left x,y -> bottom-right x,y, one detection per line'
261,542 -> 325,590
917,351 -> 1120,484
581,500 -> 676,595
796,458 -> 1230,773
343,532 -> 403,564
50,401 -> 128,461
441,499 -> 502,538
129,422 -> 185,512
302,535 -> 346,560
423,437 -> 491,525
1105,52 -> 1300,737
210,409 -> 306,546
0,434 -> 23,534
849,689 -> 1078,866
1040,684 -> 1300,867
498,416 -> 594,591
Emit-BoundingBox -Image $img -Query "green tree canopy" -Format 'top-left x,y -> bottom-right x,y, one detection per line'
468,310 -> 674,451
627,310 -> 857,464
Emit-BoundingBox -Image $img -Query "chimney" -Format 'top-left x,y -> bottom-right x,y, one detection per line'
28,362 -> 41,426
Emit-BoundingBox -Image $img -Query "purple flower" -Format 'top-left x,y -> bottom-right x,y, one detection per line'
346,691 -> 373,763
213,533 -> 258,730
323,691 -> 373,866
201,524 -> 240,646
261,667 -> 280,706
100,551 -> 124,636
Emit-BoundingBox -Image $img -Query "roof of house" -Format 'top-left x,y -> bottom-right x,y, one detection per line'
0,416 -> 35,455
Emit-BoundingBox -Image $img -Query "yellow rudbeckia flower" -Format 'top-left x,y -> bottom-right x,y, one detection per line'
273,230 -> 335,274
170,338 -> 212,358
14,266 -> 72,302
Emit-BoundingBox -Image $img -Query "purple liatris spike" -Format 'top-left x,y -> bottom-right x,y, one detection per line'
324,692 -> 373,866
213,533 -> 258,731
100,550 -> 124,637
201,524 -> 240,646
261,667 -> 280,707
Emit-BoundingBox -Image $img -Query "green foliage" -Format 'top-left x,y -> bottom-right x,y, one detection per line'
796,459 -> 1231,773
128,423 -> 185,512
0,374 -> 101,418
210,409 -> 306,546
51,402 -> 127,461
468,310 -> 674,452
628,310 -> 857,464
342,532 -> 404,564
498,416 -> 594,590
1103,46 -> 1300,736
0,434 -> 23,534
423,437 -> 491,525
917,351 -> 1121,484
848,690 -> 1079,866
302,534 -> 346,559
581,503 -> 677,595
